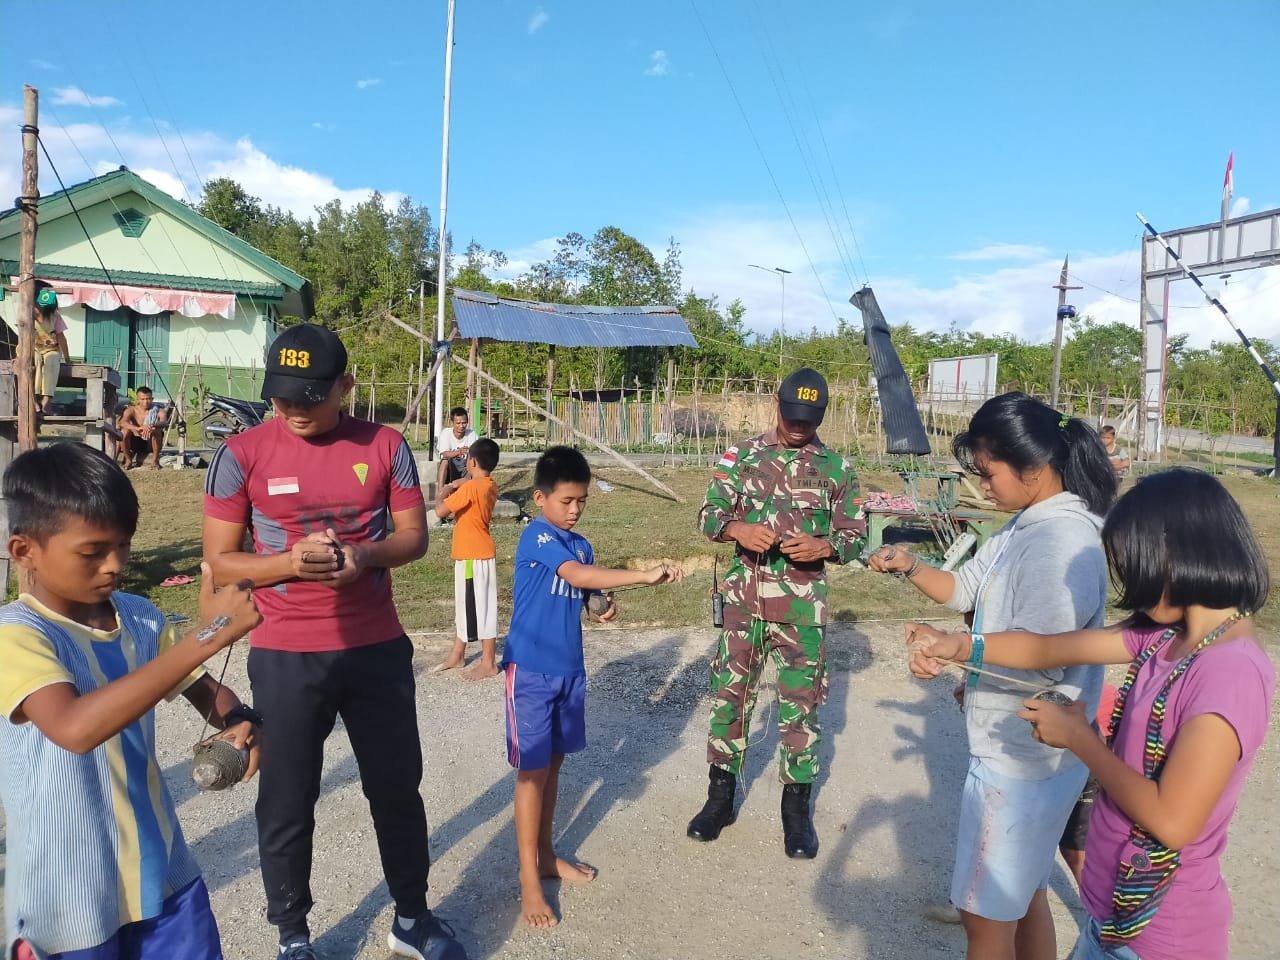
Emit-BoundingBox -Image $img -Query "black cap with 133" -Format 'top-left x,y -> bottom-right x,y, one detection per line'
261,324 -> 349,405
777,367 -> 828,425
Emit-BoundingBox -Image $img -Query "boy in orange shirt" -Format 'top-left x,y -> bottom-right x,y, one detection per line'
432,438 -> 501,679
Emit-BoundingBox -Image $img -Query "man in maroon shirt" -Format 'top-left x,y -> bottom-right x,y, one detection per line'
203,324 -> 465,960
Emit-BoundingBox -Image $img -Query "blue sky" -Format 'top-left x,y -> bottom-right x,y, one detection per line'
5,0 -> 1280,346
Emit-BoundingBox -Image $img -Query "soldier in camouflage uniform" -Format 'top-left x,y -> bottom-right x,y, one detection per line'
686,368 -> 866,859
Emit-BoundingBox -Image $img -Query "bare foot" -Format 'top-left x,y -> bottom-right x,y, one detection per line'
430,655 -> 464,674
539,854 -> 596,884
520,874 -> 558,928
462,661 -> 500,681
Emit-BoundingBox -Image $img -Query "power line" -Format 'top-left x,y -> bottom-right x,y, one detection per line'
688,0 -> 842,326
744,1 -> 859,293
34,135 -> 177,405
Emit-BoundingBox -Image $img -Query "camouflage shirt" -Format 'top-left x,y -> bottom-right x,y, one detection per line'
699,430 -> 866,628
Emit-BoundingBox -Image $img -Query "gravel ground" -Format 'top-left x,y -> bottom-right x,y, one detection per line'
3,621 -> 1277,959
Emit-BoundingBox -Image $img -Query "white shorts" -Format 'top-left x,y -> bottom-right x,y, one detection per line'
951,756 -> 1088,921
454,557 -> 498,641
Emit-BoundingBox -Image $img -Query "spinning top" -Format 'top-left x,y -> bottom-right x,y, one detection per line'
192,737 -> 248,791
1033,689 -> 1075,707
587,592 -> 614,617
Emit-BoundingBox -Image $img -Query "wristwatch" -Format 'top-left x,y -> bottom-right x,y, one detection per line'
222,704 -> 264,728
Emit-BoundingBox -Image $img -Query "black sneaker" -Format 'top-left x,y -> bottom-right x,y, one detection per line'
278,940 -> 319,960
387,911 -> 467,960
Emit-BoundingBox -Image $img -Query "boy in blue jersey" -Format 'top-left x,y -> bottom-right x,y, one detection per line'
0,443 -> 262,960
503,447 -> 682,929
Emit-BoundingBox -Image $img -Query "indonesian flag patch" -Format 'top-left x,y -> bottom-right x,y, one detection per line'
267,477 -> 300,496
714,449 -> 737,480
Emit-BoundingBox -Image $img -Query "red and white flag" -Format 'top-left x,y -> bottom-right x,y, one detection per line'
1221,151 -> 1234,222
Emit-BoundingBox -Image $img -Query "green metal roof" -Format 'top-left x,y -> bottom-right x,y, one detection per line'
0,259 -> 286,299
0,167 -> 313,317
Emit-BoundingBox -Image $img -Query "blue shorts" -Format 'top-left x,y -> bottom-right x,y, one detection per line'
16,877 -> 221,960
951,757 -> 1088,921
1068,917 -> 1141,960
504,664 -> 586,770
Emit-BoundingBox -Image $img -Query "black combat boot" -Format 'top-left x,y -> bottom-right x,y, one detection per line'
781,782 -> 819,859
686,765 -> 737,841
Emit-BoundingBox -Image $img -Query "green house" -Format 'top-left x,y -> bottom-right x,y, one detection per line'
0,167 -> 313,402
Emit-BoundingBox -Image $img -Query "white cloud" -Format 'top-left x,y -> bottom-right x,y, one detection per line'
644,50 -> 671,77
0,103 -> 404,222
355,78 -> 382,90
52,86 -> 123,108
949,242 -> 1052,262
528,7 -> 549,33
1230,196 -> 1251,218
653,208 -> 1280,353
29,58 -> 58,70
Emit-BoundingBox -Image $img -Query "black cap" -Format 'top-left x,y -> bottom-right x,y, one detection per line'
778,367 -> 828,424
261,324 -> 348,405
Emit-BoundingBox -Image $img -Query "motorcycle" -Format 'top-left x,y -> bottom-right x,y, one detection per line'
192,393 -> 269,448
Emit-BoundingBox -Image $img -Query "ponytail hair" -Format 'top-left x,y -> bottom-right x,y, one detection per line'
952,391 -> 1117,516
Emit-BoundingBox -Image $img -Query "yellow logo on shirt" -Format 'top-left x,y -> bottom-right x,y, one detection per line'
352,463 -> 369,486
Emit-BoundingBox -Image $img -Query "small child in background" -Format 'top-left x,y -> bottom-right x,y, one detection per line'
432,437 -> 502,679
908,468 -> 1274,960
0,442 -> 262,960
503,446 -> 683,929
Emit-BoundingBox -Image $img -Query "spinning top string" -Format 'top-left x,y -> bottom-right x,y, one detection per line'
940,659 -> 1052,693
197,645 -> 235,745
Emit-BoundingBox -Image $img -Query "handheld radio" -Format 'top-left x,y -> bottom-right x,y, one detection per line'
711,556 -> 724,628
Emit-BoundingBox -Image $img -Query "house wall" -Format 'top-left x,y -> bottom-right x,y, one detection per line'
4,190 -> 281,288
0,297 -> 275,368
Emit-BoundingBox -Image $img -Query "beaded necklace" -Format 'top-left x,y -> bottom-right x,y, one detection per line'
1099,610 -> 1245,944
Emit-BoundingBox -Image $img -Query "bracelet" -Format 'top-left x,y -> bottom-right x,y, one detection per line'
903,557 -> 922,579
966,632 -> 985,689
194,615 -> 232,645
222,704 -> 264,728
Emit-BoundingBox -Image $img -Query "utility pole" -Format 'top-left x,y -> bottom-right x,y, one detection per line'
433,0 -> 456,442
16,85 -> 40,452
417,278 -> 426,392
748,264 -> 791,375
1050,255 -> 1082,410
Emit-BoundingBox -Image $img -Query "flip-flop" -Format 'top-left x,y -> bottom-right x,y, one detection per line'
160,575 -> 194,587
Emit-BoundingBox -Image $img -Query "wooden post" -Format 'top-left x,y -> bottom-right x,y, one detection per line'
466,337 -> 478,412
16,85 -> 40,452
451,352 -> 683,502
545,344 -> 556,442
0,373 -> 18,594
349,363 -> 358,416
367,365 -> 377,421
692,361 -> 702,461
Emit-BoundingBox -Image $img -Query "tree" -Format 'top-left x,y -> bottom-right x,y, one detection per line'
196,178 -> 264,236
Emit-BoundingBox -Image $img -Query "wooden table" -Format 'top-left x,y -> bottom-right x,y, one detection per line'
864,506 -> 999,561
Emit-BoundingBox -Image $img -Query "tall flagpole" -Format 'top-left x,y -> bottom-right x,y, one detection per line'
434,0 -> 456,437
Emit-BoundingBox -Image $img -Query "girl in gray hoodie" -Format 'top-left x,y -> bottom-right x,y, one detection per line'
870,391 -> 1117,960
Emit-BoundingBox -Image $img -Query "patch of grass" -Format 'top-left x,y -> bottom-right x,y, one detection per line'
123,464 -> 1278,640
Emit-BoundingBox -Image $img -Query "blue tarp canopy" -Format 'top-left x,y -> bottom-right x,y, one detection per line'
451,288 -> 696,348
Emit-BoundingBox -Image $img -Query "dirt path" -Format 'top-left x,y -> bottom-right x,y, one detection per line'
4,621 -> 1277,959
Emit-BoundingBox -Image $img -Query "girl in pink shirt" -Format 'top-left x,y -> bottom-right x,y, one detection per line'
907,468 -> 1274,960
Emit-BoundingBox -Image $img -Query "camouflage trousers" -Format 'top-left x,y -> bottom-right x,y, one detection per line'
706,619 -> 827,784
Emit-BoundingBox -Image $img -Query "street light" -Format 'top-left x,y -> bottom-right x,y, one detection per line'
749,264 -> 792,373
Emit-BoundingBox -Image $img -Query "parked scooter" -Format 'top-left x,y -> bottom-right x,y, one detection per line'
193,393 -> 268,448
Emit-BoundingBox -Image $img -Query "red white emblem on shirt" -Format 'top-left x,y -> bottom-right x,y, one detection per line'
714,449 -> 737,480
267,477 -> 300,496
